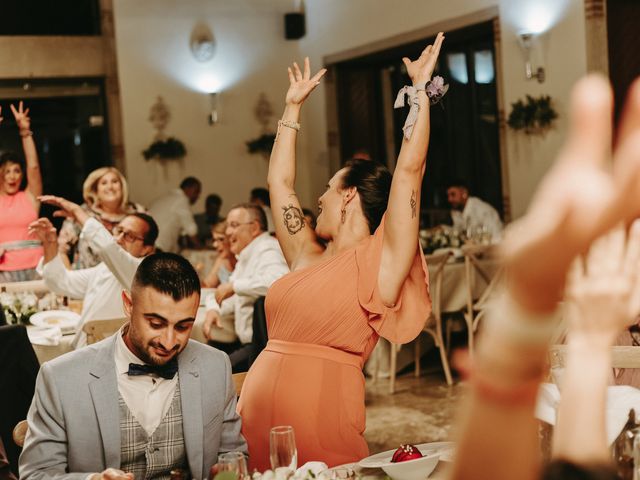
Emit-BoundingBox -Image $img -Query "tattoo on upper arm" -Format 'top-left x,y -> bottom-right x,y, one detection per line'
410,190 -> 417,219
282,204 -> 306,235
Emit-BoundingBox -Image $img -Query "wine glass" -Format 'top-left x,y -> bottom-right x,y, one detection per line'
216,451 -> 248,479
269,425 -> 298,471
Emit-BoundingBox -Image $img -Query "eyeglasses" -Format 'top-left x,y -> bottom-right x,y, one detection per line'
227,220 -> 256,230
113,226 -> 144,243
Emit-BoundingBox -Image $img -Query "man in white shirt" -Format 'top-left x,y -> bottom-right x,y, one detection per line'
447,182 -> 503,241
20,253 -> 246,480
250,187 -> 275,234
202,203 -> 288,370
149,177 -> 201,252
30,196 -> 158,348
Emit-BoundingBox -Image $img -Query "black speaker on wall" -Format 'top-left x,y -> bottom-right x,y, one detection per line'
284,12 -> 305,40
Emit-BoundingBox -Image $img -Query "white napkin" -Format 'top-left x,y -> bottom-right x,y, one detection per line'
27,326 -> 63,346
535,383 -> 640,445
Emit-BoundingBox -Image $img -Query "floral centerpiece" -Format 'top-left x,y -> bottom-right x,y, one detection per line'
420,226 -> 465,254
0,291 -> 38,325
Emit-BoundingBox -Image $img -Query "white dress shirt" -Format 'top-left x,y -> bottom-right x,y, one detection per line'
451,196 -> 503,241
149,189 -> 198,253
114,327 -> 178,436
261,205 -> 275,234
206,232 -> 288,344
41,218 -> 143,348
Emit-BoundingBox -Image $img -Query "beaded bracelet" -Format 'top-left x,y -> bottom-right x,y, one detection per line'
19,130 -> 33,138
278,119 -> 300,131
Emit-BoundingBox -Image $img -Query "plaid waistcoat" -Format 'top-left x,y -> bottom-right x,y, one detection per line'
119,384 -> 189,480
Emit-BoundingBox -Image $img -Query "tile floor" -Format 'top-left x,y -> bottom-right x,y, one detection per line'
363,367 -> 465,454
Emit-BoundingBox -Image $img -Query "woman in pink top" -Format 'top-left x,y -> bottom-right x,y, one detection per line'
0,102 -> 43,282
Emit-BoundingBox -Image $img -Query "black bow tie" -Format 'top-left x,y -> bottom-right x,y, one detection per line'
127,360 -> 178,380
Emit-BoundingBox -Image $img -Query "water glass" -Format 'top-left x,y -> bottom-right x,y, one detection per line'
217,451 -> 248,478
269,425 -> 298,471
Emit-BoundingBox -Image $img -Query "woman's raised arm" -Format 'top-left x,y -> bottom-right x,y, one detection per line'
267,58 -> 326,269
378,33 -> 444,307
11,101 -> 42,206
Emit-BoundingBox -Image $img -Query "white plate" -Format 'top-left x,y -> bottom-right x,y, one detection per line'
30,310 -> 80,334
358,442 -> 455,469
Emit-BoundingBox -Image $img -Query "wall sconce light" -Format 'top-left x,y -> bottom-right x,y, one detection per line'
208,92 -> 219,125
518,32 -> 545,83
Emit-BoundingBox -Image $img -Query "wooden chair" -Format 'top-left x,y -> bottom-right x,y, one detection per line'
13,420 -> 27,447
461,244 -> 503,354
550,345 -> 640,369
232,372 -> 247,396
83,318 -> 127,345
389,251 -> 453,393
0,280 -> 48,294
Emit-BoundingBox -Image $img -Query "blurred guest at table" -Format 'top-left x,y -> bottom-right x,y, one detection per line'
239,35 -> 443,469
150,176 -> 201,253
250,187 -> 275,234
19,253 -> 246,480
202,221 -> 236,288
448,75 -> 640,480
0,102 -> 43,283
58,167 -> 145,270
202,204 -> 288,371
31,195 -> 157,348
194,193 -> 223,245
447,180 -> 502,241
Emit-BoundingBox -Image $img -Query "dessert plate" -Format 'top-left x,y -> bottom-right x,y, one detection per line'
30,310 -> 80,334
358,442 -> 455,469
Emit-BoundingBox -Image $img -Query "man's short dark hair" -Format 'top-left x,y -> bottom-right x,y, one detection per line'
231,203 -> 268,232
128,212 -> 159,246
206,194 -> 222,207
250,187 -> 270,207
180,176 -> 201,190
447,179 -> 470,191
132,253 -> 200,301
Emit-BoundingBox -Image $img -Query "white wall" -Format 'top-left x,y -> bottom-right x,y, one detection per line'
113,0 -> 588,219
298,0 -> 587,219
113,0 -> 300,214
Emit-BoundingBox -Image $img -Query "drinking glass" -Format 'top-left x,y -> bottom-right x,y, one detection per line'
269,425 -> 298,470
217,451 -> 248,478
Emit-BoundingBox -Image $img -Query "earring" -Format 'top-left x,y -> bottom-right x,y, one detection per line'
340,207 -> 346,224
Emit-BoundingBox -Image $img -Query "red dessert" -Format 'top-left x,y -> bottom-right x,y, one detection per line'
391,444 -> 423,463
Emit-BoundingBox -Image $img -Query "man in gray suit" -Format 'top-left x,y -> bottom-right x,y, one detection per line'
20,253 -> 247,480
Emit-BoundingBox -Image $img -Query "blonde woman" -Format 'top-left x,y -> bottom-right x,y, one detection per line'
58,167 -> 145,269
202,220 -> 237,288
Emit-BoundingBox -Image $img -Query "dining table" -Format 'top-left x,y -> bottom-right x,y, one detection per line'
365,253 -> 499,379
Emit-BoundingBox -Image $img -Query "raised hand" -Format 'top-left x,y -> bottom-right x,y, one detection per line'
565,221 -> 640,345
39,195 -> 89,226
285,57 -> 327,106
27,218 -> 58,246
500,75 -> 640,313
10,101 -> 31,131
402,32 -> 445,85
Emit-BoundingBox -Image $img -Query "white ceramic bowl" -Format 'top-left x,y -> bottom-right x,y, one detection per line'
358,442 -> 454,480
380,455 -> 439,480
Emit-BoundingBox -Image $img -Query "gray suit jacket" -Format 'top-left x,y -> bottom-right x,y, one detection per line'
19,335 -> 247,480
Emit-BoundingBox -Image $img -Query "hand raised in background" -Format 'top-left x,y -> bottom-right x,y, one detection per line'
285,57 -> 326,106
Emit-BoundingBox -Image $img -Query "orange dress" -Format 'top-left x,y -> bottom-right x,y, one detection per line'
237,216 -> 431,471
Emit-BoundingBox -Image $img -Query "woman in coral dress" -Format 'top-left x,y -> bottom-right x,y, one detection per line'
238,33 -> 445,471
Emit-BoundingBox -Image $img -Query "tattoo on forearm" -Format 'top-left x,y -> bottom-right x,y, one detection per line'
410,190 -> 417,219
282,204 -> 306,235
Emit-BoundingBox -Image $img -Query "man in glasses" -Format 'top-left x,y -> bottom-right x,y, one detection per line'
29,195 -> 158,349
202,203 -> 288,371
